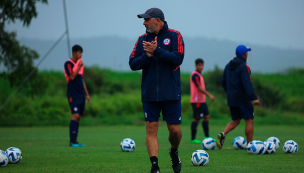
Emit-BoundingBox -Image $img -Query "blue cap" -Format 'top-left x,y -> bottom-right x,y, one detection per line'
137,8 -> 165,21
236,45 -> 251,55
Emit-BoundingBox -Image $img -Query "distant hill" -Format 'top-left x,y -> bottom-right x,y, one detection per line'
19,36 -> 304,73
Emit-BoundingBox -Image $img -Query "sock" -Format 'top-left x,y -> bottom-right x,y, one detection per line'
150,156 -> 158,167
76,121 -> 79,141
170,147 -> 178,153
69,120 -> 78,143
202,121 -> 209,137
191,121 -> 198,140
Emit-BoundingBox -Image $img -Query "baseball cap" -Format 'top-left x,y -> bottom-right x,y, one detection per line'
137,8 -> 165,21
236,45 -> 251,55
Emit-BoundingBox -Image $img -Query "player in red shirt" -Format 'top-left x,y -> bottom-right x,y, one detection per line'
190,59 -> 215,143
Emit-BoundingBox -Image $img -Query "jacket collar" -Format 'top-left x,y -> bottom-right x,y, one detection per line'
147,21 -> 168,37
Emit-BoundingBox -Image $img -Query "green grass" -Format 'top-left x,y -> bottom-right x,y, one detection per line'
1,124 -> 304,172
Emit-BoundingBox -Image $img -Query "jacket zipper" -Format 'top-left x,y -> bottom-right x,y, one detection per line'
156,36 -> 159,101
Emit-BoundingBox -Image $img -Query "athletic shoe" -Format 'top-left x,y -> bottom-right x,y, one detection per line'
190,138 -> 202,143
69,142 -> 86,147
150,165 -> 160,173
169,148 -> 181,173
216,132 -> 225,149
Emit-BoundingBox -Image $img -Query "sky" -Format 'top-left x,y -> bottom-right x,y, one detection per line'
5,0 -> 304,50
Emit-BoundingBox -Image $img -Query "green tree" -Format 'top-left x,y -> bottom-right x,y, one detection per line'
0,0 -> 48,95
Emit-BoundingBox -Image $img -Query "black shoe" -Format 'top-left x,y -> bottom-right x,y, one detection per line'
216,132 -> 225,149
150,165 -> 160,173
169,148 -> 181,173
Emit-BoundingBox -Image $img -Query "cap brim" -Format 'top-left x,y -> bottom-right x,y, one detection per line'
247,47 -> 251,51
137,13 -> 152,19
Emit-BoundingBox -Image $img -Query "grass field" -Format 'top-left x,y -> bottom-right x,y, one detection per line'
1,124 -> 304,172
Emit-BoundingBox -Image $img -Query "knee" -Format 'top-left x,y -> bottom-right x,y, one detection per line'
203,115 -> 210,121
146,123 -> 158,135
234,119 -> 241,125
168,127 -> 181,135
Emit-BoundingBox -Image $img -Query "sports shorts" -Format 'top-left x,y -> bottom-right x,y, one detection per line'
229,105 -> 254,121
143,100 -> 181,124
68,96 -> 85,115
191,103 -> 209,120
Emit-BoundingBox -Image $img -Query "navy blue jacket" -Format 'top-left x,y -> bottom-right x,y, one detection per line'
129,22 -> 185,102
221,56 -> 258,106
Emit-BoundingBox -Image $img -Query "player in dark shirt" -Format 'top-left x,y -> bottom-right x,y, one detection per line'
64,45 -> 91,147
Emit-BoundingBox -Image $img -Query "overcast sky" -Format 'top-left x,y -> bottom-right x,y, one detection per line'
6,0 -> 304,50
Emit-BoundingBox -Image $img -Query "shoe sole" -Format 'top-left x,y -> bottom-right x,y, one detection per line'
216,134 -> 222,149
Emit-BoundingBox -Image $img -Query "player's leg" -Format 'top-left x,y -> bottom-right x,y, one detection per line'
216,106 -> 241,149
202,115 -> 210,138
190,103 -> 201,143
244,119 -> 254,144
201,103 -> 211,139
241,105 -> 254,144
162,100 -> 182,173
69,97 -> 85,147
143,102 -> 161,173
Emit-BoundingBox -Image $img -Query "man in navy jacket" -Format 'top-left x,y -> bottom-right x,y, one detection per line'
216,45 -> 260,150
129,7 -> 184,173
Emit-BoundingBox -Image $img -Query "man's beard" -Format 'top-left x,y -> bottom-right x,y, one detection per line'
146,25 -> 157,34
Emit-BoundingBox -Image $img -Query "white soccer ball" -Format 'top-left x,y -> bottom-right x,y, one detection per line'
233,136 -> 247,149
264,141 -> 276,154
283,140 -> 298,154
6,147 -> 22,164
120,138 -> 136,152
267,137 -> 280,150
0,150 -> 9,167
202,138 -> 215,150
246,140 -> 259,154
191,150 -> 209,166
248,141 -> 266,155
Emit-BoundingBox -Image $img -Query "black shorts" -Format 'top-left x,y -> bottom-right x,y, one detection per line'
143,100 -> 182,124
229,105 -> 254,121
68,96 -> 85,115
191,103 -> 209,120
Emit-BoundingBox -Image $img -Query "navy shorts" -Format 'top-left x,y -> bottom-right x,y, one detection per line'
143,100 -> 182,124
191,103 -> 209,120
229,105 -> 254,121
68,96 -> 85,115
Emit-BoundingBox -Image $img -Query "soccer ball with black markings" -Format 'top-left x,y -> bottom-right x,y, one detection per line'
191,150 -> 209,166
233,136 -> 247,149
0,150 -> 9,167
264,141 -> 276,154
247,140 -> 266,155
202,138 -> 215,150
120,138 -> 136,152
267,137 -> 280,150
283,140 -> 298,154
6,147 -> 22,164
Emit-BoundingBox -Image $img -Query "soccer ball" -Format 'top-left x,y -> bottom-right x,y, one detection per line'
6,147 -> 22,164
202,138 -> 215,150
248,140 -> 266,155
246,140 -> 258,154
233,136 -> 246,149
120,138 -> 135,152
283,140 -> 298,154
267,137 -> 280,150
264,141 -> 276,154
191,150 -> 209,166
0,150 -> 9,167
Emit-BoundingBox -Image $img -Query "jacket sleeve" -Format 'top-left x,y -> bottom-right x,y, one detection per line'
153,32 -> 184,65
240,64 -> 258,100
129,37 -> 152,71
221,67 -> 227,92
